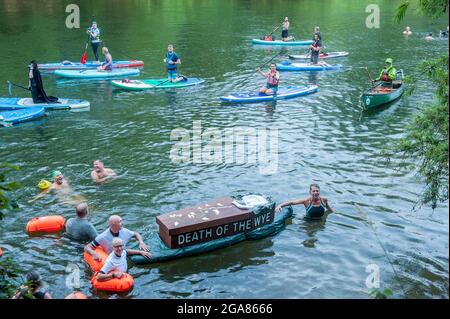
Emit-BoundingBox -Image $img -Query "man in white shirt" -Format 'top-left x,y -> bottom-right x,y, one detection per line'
84,215 -> 150,262
96,238 -> 150,281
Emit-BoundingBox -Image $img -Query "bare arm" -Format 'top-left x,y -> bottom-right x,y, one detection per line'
126,249 -> 151,259
322,197 -> 334,213
134,232 -> 149,252
256,68 -> 267,77
84,243 -> 102,261
275,198 -> 308,212
96,272 -> 120,282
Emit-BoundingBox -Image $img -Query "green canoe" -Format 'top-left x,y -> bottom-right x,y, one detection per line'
361,70 -> 405,109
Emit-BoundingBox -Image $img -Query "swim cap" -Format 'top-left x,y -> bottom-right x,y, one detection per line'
385,58 -> 393,64
38,179 -> 52,190
51,170 -> 62,178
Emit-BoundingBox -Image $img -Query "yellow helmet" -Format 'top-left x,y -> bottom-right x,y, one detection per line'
38,179 -> 52,190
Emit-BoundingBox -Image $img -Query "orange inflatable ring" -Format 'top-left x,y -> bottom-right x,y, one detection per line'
0,247 -> 3,257
26,215 -> 66,233
83,246 -> 108,272
64,291 -> 88,299
91,272 -> 134,293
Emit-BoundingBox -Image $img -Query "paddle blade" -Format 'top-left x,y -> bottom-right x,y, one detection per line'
80,52 -> 87,64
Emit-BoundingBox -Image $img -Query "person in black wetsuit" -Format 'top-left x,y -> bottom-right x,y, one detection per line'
275,183 -> 334,219
28,60 -> 58,104
11,271 -> 52,299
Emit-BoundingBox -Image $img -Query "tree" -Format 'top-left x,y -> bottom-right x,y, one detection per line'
0,162 -> 21,220
390,1 -> 449,208
0,163 -> 22,299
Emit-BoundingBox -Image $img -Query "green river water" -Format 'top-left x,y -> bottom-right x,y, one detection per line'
0,0 -> 448,298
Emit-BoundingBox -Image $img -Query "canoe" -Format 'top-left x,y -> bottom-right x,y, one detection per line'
289,51 -> 349,59
0,97 -> 90,110
220,85 -> 318,103
54,68 -> 140,79
111,77 -> 205,90
276,61 -> 341,71
360,82 -> 405,109
131,206 -> 293,265
0,107 -> 45,125
252,38 -> 313,46
38,60 -> 144,71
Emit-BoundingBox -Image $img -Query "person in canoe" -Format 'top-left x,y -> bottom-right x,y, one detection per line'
374,58 -> 397,86
402,26 -> 412,35
275,183 -> 334,219
164,44 -> 185,83
97,47 -> 113,71
87,20 -> 101,63
281,17 -> 290,41
256,63 -> 280,95
28,60 -> 58,104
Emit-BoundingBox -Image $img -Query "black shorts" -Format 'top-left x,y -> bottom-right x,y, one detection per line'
282,30 -> 288,38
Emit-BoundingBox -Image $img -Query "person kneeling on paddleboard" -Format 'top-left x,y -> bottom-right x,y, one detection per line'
28,61 -> 58,104
164,44 -> 185,83
256,63 -> 280,96
374,58 -> 396,86
97,47 -> 113,71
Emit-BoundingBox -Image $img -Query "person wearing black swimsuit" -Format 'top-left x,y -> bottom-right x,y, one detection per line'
275,183 -> 333,219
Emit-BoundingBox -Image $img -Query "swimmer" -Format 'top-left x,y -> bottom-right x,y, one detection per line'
425,32 -> 434,40
29,170 -> 71,202
403,26 -> 412,36
91,160 -> 117,184
275,183 -> 333,219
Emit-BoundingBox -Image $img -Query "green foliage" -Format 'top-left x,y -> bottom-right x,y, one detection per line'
395,0 -> 449,22
0,257 -> 22,299
0,163 -> 21,220
390,1 -> 449,208
369,288 -> 393,299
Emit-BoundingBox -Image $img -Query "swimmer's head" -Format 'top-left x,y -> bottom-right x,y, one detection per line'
51,170 -> 64,184
309,183 -> 321,199
108,215 -> 123,233
93,160 -> 104,172
76,203 -> 89,218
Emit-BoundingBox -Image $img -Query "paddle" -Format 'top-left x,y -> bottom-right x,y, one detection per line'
364,67 -> 376,88
256,50 -> 283,70
80,35 -> 89,64
7,81 -> 30,95
266,24 -> 281,38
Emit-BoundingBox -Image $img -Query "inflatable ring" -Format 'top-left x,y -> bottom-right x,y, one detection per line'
83,246 -> 108,272
38,179 -> 52,190
26,215 -> 66,233
91,272 -> 134,293
0,247 -> 3,257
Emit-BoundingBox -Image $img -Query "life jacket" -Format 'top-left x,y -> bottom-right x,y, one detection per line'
263,35 -> 273,41
267,72 -> 279,86
381,67 -> 392,82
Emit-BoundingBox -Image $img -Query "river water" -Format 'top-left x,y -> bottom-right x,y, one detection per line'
0,0 -> 448,298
